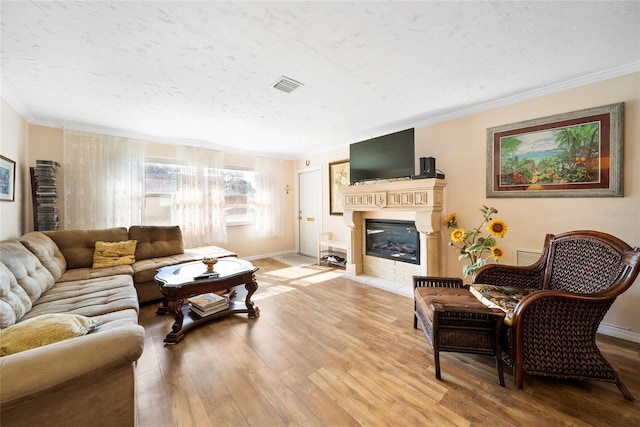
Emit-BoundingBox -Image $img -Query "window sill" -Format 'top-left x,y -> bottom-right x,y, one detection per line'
226,221 -> 255,227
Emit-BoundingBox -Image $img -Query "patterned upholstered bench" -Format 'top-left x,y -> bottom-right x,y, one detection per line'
413,276 -> 506,385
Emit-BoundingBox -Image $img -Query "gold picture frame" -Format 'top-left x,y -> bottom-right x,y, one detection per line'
486,102 -> 624,198
329,160 -> 349,215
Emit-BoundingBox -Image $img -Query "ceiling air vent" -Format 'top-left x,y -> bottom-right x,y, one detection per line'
273,76 -> 303,93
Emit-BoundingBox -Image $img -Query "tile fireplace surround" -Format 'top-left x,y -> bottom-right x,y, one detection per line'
340,178 -> 447,297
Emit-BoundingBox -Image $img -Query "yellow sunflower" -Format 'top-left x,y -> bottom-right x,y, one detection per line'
487,219 -> 508,237
491,246 -> 505,260
450,228 -> 466,243
443,212 -> 457,228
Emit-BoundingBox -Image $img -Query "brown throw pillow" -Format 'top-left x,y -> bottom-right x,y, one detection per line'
92,240 -> 137,269
0,313 -> 99,356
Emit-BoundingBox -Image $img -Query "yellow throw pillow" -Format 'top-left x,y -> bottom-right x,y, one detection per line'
0,313 -> 99,356
92,240 -> 137,269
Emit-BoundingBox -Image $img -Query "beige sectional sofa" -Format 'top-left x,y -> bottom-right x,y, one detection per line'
0,225 -> 234,427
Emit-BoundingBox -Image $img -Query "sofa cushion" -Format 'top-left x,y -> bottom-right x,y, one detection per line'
92,240 -> 137,269
0,313 -> 98,356
57,265 -> 134,282
25,275 -> 139,320
469,284 -> 536,326
0,241 -> 55,326
44,228 -> 129,269
0,262 -> 33,328
129,225 -> 184,260
19,231 -> 67,281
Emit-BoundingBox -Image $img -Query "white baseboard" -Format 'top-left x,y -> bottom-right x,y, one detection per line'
598,323 -> 640,344
343,273 -> 414,299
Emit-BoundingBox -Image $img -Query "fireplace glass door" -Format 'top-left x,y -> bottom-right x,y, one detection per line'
365,219 -> 419,265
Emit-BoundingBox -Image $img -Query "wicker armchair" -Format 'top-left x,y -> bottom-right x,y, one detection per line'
472,230 -> 640,400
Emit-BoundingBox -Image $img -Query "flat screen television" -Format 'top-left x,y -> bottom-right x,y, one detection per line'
349,128 -> 415,184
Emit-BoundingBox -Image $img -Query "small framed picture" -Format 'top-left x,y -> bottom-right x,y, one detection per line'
0,155 -> 16,202
329,159 -> 349,215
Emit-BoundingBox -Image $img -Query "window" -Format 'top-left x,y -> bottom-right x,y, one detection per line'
144,161 -> 176,225
224,169 -> 256,225
143,161 -> 256,226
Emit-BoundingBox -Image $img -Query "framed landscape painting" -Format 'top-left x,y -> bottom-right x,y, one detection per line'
486,102 -> 624,198
329,159 -> 349,215
0,155 -> 16,202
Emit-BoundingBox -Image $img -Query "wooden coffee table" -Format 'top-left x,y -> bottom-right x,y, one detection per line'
155,258 -> 260,344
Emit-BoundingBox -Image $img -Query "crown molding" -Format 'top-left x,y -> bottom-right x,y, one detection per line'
412,62 -> 640,129
0,83 -> 34,122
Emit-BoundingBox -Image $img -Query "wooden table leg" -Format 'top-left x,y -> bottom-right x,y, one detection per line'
245,274 -> 260,318
167,297 -> 185,333
156,297 -> 169,315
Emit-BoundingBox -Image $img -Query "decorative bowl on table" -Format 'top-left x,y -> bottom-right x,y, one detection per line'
202,257 -> 218,273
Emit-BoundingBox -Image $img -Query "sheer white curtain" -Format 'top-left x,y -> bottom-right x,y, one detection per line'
63,130 -> 146,229
175,146 -> 227,247
255,156 -> 285,238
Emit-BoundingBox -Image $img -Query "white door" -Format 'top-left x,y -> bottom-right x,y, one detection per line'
298,169 -> 321,257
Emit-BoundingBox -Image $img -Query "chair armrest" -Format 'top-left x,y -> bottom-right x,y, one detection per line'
514,290 -> 614,320
413,276 -> 463,289
473,263 -> 544,289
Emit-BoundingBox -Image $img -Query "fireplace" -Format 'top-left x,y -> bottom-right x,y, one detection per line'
365,219 -> 419,265
341,178 -> 446,286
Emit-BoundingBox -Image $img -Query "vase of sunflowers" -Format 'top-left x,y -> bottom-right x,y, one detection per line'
443,205 -> 508,277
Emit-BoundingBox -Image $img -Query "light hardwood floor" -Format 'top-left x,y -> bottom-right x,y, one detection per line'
135,258 -> 640,426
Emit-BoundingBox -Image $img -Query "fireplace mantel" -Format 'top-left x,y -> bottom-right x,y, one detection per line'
341,178 -> 446,278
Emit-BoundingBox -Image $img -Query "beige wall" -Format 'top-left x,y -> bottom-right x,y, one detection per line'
314,72 -> 640,338
26,125 -> 64,231
0,99 -> 28,239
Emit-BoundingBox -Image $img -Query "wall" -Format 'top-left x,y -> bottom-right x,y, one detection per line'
26,125 -> 63,230
0,99 -> 28,239
28,129 -> 296,259
313,72 -> 640,339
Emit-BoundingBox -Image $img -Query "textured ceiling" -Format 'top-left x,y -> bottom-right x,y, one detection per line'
1,1 -> 639,159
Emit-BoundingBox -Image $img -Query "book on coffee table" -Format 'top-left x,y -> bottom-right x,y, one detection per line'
188,292 -> 230,317
189,302 -> 229,317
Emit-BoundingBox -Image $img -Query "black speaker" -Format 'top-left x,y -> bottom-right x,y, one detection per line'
420,157 -> 436,176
